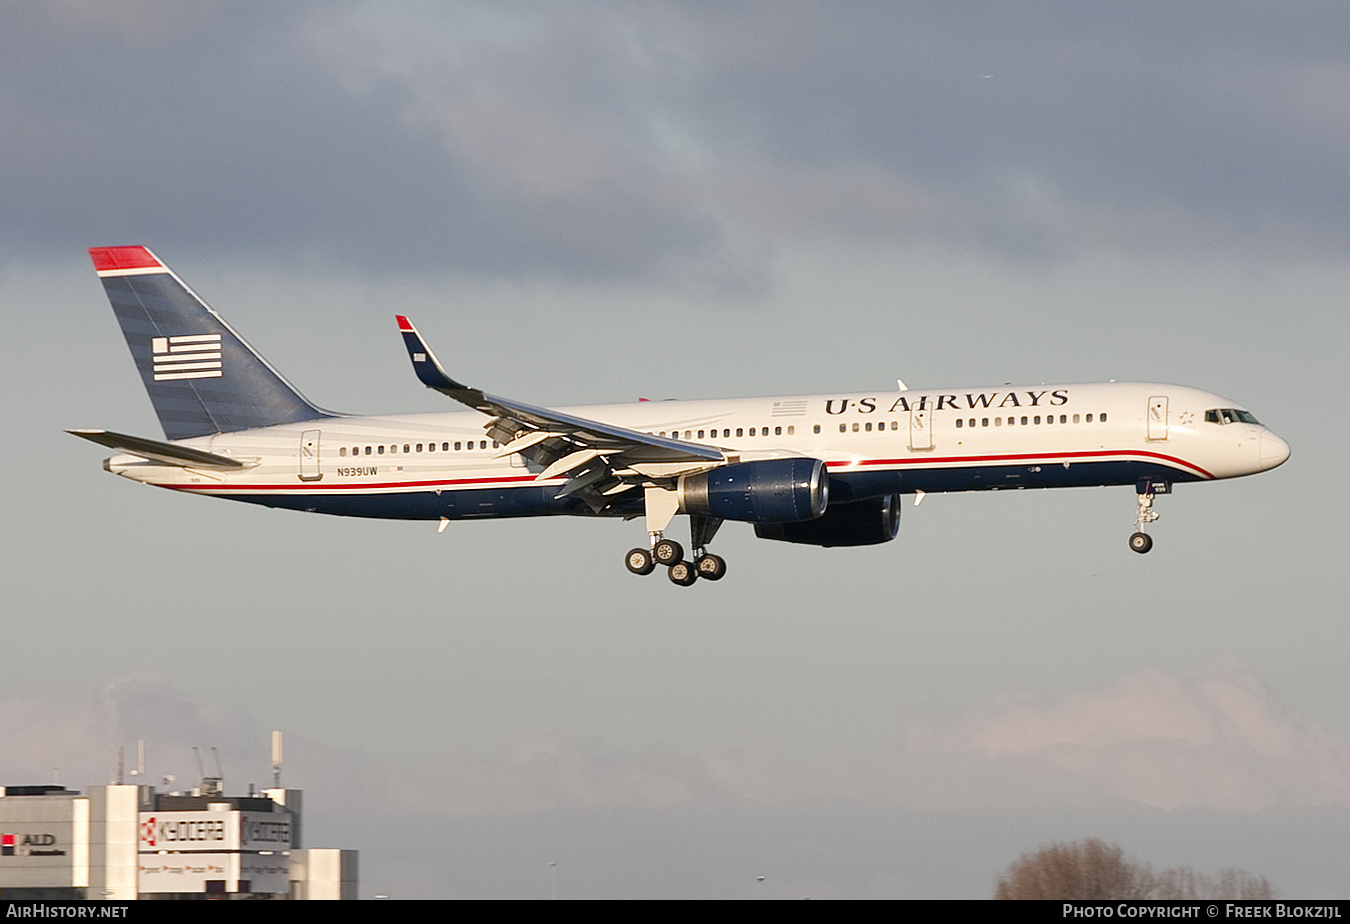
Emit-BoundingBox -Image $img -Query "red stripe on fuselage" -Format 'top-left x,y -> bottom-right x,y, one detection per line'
166,473 -> 546,493
832,448 -> 1214,479
154,448 -> 1211,494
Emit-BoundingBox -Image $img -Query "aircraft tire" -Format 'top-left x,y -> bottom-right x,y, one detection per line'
626,547 -> 656,575
668,561 -> 698,586
653,539 -> 684,565
695,554 -> 727,581
1129,532 -> 1153,554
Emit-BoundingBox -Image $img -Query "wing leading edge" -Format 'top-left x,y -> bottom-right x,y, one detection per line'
395,316 -> 725,510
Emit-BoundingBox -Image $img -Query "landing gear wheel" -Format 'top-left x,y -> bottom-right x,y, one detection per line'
1129,532 -> 1153,554
653,539 -> 684,566
625,547 -> 656,575
668,561 -> 698,586
695,553 -> 727,581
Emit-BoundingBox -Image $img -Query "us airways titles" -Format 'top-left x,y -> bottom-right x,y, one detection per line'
823,389 -> 1072,415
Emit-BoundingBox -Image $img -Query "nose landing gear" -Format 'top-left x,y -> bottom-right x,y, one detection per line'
1128,480 -> 1168,554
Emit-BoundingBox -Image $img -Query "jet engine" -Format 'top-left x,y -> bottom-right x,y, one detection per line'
678,458 -> 828,523
753,494 -> 901,546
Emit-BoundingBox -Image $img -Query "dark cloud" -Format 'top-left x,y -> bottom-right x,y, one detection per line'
4,2 -> 1348,278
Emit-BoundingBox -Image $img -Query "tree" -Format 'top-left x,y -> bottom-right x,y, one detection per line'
994,838 -> 1274,900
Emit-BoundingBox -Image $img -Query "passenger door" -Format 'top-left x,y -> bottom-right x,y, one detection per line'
1147,396 -> 1169,441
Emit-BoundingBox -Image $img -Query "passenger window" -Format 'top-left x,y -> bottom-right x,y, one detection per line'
852,423 -> 859,432
787,426 -> 794,435
454,442 -> 461,451
1086,414 -> 1093,423
969,418 -> 976,428
1060,415 -> 1067,424
981,418 -> 989,427
1100,413 -> 1107,423
378,445 -> 385,454
1021,416 -> 1028,425
339,447 -> 346,457
956,419 -> 963,428
813,425 -> 819,434
698,430 -> 705,439
737,428 -> 744,437
1072,415 -> 1079,424
865,422 -> 872,432
404,444 -> 411,453
775,426 -> 782,436
994,418 -> 1001,427
840,424 -> 847,433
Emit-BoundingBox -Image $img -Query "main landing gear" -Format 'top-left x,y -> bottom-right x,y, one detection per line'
1128,479 -> 1168,554
625,514 -> 727,586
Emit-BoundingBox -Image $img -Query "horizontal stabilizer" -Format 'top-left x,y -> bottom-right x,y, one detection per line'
66,429 -> 246,469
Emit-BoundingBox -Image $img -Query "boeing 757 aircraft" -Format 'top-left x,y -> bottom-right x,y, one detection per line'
71,246 -> 1290,585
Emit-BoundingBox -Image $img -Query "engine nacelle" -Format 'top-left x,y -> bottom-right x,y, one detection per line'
678,458 -> 828,524
753,494 -> 901,546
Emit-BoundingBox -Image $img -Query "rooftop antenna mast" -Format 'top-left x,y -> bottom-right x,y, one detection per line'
271,730 -> 283,789
130,740 -> 144,781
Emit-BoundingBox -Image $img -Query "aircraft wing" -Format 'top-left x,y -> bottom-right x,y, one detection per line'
67,429 -> 247,469
396,316 -> 725,509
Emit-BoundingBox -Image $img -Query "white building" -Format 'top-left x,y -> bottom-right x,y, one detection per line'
0,784 -> 356,900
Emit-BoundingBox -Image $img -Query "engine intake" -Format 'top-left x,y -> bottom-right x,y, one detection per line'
678,458 -> 828,523
753,494 -> 901,546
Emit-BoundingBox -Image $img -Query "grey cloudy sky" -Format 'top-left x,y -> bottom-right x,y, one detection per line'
2,1 -> 1347,898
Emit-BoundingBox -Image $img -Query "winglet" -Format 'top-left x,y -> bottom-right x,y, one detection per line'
396,316 -> 473,392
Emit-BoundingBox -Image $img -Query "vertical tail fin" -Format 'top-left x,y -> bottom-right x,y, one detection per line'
90,246 -> 334,440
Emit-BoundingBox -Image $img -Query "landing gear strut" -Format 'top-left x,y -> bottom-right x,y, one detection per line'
624,511 -> 727,586
1128,479 -> 1168,554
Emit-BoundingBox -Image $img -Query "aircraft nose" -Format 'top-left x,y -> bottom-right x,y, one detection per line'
1259,430 -> 1291,471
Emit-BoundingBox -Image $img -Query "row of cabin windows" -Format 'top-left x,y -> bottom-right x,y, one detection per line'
334,413 -> 1109,456
840,420 -> 903,433
658,426 -> 797,439
953,413 -> 1106,429
338,440 -> 498,457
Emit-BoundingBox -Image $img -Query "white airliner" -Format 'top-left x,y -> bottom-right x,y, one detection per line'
71,246 -> 1290,585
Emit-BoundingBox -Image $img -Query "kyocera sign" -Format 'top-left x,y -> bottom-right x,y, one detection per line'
140,812 -> 292,852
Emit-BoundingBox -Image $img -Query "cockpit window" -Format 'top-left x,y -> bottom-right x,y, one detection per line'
1205,408 -> 1260,425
